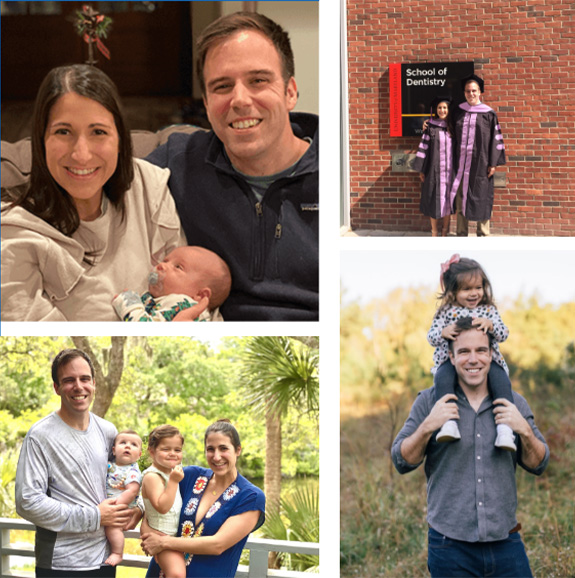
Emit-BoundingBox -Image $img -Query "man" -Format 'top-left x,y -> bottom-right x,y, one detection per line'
16,349 -> 135,578
450,74 -> 506,236
392,317 -> 548,578
147,12 -> 318,321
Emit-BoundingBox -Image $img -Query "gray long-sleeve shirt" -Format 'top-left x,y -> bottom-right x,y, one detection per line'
15,412 -> 117,571
391,387 -> 549,542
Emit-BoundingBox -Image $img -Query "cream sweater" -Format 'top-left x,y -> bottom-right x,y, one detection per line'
1,159 -> 185,321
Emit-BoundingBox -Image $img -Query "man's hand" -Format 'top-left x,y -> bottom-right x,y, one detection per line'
441,324 -> 459,340
172,296 -> 209,322
493,398 -> 547,469
419,173 -> 425,183
124,506 -> 143,531
169,465 -> 185,483
424,394 -> 460,434
492,398 -> 529,436
487,166 -> 496,178
472,317 -> 494,334
98,497 -> 131,528
400,394 -> 459,466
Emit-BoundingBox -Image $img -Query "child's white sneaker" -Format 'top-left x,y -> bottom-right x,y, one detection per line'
436,420 -> 461,443
495,424 -> 517,452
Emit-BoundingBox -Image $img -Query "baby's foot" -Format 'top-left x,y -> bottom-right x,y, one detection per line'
436,420 -> 461,443
105,553 -> 123,566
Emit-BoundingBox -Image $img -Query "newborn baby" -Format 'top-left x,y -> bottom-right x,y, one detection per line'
113,246 -> 231,322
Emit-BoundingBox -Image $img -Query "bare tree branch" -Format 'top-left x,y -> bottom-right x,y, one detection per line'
292,336 -> 319,349
70,336 -> 126,417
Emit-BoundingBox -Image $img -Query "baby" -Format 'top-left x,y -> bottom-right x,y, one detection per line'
105,430 -> 143,566
112,246 -> 231,322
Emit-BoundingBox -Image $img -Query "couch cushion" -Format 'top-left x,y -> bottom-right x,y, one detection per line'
1,138 -> 32,188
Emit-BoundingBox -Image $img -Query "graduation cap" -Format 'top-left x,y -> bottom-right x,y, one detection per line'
430,96 -> 452,117
461,74 -> 484,93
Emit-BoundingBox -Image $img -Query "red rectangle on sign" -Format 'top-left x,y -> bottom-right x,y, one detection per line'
389,63 -> 402,137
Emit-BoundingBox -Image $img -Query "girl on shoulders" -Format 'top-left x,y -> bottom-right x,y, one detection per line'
427,255 -> 516,451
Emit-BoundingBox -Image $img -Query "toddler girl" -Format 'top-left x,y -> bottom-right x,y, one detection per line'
141,425 -> 186,578
428,254 -> 516,451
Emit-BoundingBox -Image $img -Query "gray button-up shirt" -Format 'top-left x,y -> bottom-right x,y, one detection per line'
391,387 -> 549,542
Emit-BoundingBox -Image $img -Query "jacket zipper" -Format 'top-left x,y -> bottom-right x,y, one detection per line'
254,201 -> 264,280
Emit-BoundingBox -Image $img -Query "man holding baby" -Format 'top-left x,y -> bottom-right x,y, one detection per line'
15,349 -> 136,577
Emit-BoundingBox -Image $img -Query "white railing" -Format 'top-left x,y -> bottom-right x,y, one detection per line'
0,518 -> 319,578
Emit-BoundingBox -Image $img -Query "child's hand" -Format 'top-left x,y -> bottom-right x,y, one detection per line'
112,290 -> 141,306
472,317 -> 493,333
441,324 -> 459,340
169,465 -> 184,483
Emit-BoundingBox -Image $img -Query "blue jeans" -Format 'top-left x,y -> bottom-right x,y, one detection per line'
427,527 -> 533,577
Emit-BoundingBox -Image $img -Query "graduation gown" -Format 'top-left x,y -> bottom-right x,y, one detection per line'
412,118 -> 454,219
450,103 -> 506,221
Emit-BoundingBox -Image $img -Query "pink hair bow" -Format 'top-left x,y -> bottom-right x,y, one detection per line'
440,254 -> 460,289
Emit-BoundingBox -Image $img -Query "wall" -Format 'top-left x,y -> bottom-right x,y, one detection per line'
346,0 -> 575,236
221,1 -> 319,114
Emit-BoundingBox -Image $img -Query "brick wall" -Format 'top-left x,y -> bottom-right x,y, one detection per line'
346,0 -> 575,235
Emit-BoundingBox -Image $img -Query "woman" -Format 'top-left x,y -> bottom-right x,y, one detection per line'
1,64 -> 184,321
141,420 -> 266,578
413,97 -> 454,236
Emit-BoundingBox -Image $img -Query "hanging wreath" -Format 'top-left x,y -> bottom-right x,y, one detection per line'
74,5 -> 112,65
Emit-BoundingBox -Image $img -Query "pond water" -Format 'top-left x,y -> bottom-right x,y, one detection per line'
250,475 -> 319,497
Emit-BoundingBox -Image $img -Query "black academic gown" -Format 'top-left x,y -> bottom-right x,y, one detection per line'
412,118 -> 454,219
450,103 -> 506,221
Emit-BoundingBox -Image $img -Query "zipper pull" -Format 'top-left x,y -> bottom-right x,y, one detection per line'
255,202 -> 263,216
275,224 -> 282,239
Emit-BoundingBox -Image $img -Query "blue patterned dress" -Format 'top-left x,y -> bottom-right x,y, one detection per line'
146,466 -> 265,578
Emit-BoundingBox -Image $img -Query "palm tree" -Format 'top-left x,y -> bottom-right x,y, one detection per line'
262,485 -> 319,571
239,337 -> 319,565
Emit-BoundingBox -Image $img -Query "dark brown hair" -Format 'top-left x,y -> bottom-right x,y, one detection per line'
432,99 -> 454,137
2,64 -> 133,243
448,316 -> 495,353
147,425 -> 184,449
204,419 -> 241,452
196,11 -> 294,95
51,348 -> 94,386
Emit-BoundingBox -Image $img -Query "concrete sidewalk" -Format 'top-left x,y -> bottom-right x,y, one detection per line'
340,226 -> 515,237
